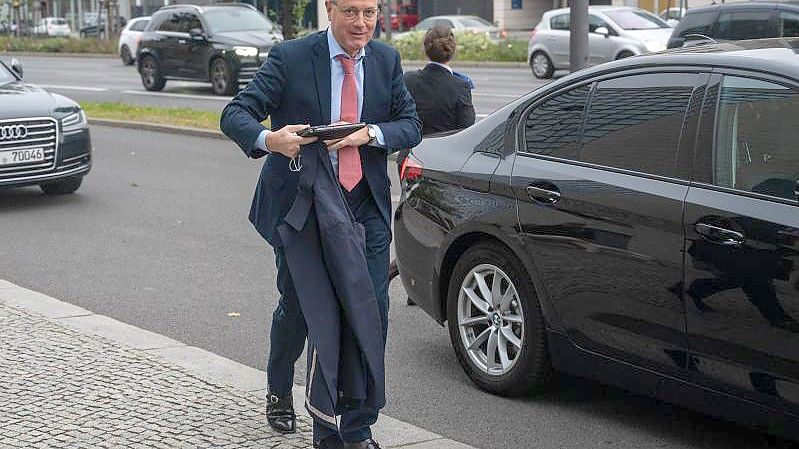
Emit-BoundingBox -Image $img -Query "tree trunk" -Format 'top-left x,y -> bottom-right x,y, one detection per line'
280,0 -> 297,40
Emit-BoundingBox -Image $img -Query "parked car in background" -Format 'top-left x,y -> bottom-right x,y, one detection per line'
409,15 -> 505,40
660,7 -> 687,26
379,2 -> 418,31
118,16 -> 150,65
667,2 -> 799,48
0,58 -> 91,194
528,6 -> 672,79
137,3 -> 282,95
33,17 -> 71,37
395,37 -> 799,440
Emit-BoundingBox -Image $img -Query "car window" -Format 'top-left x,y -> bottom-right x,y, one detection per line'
675,11 -> 715,37
779,11 -> 799,37
130,19 -> 148,31
523,85 -> 591,160
180,12 -> 202,33
604,9 -> 670,30
589,14 -> 611,33
579,73 -> 698,177
203,7 -> 274,33
714,76 -> 799,202
716,10 -> 774,40
415,18 -> 434,30
459,17 -> 492,27
550,13 -> 569,30
156,12 -> 182,32
52,18 -> 67,25
0,61 -> 16,85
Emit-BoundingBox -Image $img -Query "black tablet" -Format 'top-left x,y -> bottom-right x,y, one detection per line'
297,123 -> 366,139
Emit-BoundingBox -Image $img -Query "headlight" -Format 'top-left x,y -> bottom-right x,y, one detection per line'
233,46 -> 258,57
61,110 -> 87,132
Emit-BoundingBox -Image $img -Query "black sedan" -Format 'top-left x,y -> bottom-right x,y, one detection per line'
0,58 -> 91,194
395,38 -> 799,439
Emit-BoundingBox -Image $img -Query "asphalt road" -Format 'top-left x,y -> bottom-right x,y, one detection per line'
12,54 -> 545,118
1,125 -> 796,449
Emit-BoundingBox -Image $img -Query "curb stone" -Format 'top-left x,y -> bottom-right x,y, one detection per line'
0,279 -> 477,449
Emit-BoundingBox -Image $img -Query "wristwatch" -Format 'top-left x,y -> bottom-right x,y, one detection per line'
366,125 -> 377,146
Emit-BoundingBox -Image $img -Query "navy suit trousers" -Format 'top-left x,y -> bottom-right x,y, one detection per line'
267,191 -> 390,443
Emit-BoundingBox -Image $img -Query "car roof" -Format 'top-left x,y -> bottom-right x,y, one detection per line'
551,38 -> 799,90
544,5 -> 639,16
687,1 -> 799,13
422,15 -> 488,21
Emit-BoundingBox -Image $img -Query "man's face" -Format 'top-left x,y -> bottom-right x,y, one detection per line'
326,0 -> 378,56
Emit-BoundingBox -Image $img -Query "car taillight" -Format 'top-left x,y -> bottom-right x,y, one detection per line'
400,154 -> 423,182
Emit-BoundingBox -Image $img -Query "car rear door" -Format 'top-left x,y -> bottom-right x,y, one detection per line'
684,72 -> 799,418
511,70 -> 706,381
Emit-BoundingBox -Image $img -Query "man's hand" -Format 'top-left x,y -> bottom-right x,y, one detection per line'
266,124 -> 318,158
324,122 -> 371,151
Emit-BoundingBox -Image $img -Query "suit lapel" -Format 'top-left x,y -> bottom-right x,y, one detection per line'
361,42 -> 378,123
312,33 -> 332,124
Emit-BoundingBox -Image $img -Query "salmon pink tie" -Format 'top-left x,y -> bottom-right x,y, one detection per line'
335,54 -> 363,191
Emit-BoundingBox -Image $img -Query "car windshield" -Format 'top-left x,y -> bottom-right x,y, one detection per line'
203,8 -> 274,33
0,61 -> 16,85
605,9 -> 670,29
458,17 -> 493,28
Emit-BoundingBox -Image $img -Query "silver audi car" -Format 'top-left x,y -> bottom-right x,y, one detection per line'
528,6 -> 673,79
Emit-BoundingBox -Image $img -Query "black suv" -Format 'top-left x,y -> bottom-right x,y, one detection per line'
668,1 -> 799,48
0,58 -> 91,194
137,3 -> 281,96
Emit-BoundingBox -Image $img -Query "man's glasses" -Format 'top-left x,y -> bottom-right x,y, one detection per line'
334,3 -> 379,21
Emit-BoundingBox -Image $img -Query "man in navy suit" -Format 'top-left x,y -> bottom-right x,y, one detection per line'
220,0 -> 421,447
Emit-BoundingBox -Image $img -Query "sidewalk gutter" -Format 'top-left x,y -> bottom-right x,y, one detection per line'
2,51 -> 527,69
0,279 -> 476,449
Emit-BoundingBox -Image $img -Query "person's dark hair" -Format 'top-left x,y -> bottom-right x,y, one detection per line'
424,26 -> 456,64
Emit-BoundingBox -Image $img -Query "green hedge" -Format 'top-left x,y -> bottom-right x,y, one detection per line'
391,31 -> 527,62
0,36 -> 117,54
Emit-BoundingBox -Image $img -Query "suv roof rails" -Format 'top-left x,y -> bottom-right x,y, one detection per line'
158,2 -> 256,12
207,2 -> 257,10
158,4 -> 203,11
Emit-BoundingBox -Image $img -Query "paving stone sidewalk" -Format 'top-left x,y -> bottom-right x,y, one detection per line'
0,301 -> 314,448
0,281 -> 474,449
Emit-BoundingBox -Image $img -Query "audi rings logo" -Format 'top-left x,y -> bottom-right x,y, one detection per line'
0,124 -> 28,141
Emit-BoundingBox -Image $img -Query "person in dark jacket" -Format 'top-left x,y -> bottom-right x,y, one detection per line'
402,26 -> 476,136
389,27 -> 475,283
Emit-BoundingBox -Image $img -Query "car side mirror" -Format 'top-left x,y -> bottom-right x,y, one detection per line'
594,26 -> 610,37
189,27 -> 205,40
10,58 -> 22,78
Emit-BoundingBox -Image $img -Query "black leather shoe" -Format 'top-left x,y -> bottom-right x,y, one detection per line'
266,392 -> 296,433
344,438 -> 382,449
314,435 -> 345,449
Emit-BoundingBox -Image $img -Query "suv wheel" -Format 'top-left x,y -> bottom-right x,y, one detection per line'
530,51 -> 554,79
211,58 -> 236,96
120,45 -> 134,65
40,175 -> 83,195
140,55 -> 166,91
446,242 -> 553,396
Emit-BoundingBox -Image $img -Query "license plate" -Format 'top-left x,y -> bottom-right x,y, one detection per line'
0,148 -> 45,166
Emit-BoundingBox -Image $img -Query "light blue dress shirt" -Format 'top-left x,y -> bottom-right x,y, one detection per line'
255,28 -> 385,173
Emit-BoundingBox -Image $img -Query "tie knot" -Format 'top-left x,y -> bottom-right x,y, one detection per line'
336,54 -> 356,74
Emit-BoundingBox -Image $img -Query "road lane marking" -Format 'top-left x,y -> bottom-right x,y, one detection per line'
122,90 -> 233,101
39,85 -> 108,92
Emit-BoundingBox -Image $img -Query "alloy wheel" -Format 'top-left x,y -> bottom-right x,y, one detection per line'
532,53 -> 550,79
212,60 -> 229,95
457,263 -> 525,376
142,59 -> 156,87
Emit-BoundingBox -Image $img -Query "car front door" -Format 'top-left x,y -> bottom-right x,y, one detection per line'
547,13 -> 571,69
588,14 -> 616,64
153,11 -> 183,76
512,71 -> 706,381
684,73 -> 799,417
175,12 -> 210,79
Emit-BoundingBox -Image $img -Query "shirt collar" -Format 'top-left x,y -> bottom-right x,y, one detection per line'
428,61 -> 453,74
327,27 -> 367,62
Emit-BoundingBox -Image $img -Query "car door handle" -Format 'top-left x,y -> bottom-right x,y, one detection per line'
526,185 -> 560,204
178,38 -> 187,44
695,222 -> 745,246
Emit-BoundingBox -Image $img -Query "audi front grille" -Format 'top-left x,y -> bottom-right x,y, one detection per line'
0,117 -> 58,181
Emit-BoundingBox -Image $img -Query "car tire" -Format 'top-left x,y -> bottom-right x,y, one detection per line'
210,58 -> 236,96
40,176 -> 83,195
530,51 -> 554,79
120,45 -> 134,65
140,55 -> 166,91
616,50 -> 635,60
446,242 -> 553,396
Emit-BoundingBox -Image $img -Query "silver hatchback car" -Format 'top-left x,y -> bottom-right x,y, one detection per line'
528,6 -> 673,79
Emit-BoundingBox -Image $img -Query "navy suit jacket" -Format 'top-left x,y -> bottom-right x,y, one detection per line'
221,31 -> 422,246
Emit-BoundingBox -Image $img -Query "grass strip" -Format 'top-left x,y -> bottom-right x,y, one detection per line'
81,102 -> 223,131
